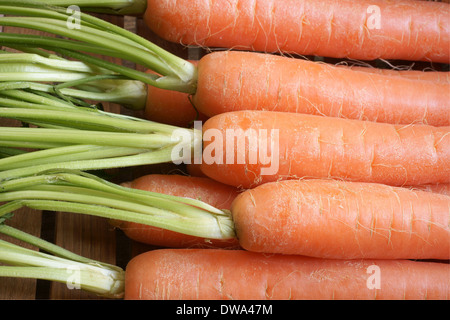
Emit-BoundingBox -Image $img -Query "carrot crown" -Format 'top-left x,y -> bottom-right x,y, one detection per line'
0,169 -> 237,240
0,224 -> 125,298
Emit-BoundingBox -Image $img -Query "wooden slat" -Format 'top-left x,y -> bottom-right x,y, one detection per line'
0,208 -> 42,300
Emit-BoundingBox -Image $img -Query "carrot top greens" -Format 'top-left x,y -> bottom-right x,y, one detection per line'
0,169 -> 236,240
0,224 -> 125,298
0,0 -> 147,15
0,3 -> 197,94
0,48 -> 149,110
0,84 -> 202,180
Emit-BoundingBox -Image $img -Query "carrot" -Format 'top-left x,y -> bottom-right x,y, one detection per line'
144,0 -> 450,63
144,78 -> 207,128
407,183 -> 450,197
124,248 -> 450,300
114,174 -> 240,249
144,62 -> 208,127
336,64 -> 450,84
200,110 -> 450,189
191,51 -> 450,126
2,8 -> 448,126
1,170 -> 448,261
186,163 -> 207,178
3,226 -> 449,300
230,179 -> 450,260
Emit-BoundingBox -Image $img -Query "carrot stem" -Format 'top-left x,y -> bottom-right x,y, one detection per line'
0,145 -> 147,170
0,225 -> 125,298
0,0 -> 147,15
0,87 -> 201,180
0,170 -> 235,240
0,5 -> 197,93
0,146 -> 180,180
0,50 -> 147,109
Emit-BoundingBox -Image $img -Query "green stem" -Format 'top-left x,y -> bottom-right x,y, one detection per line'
0,52 -> 105,73
0,146 -> 182,181
0,17 -> 156,64
0,80 -> 147,111
0,170 -> 236,240
0,127 -> 177,150
0,233 -> 124,298
1,188 -> 227,238
0,265 -> 124,298
0,8 -> 192,79
0,70 -> 94,82
0,86 -> 201,182
1,170 -> 224,214
0,224 -> 119,269
0,34 -> 134,62
0,88 -> 80,109
0,107 -> 182,134
0,5 -> 198,93
0,147 -> 26,158
0,95 -> 75,112
0,0 -> 147,15
0,140 -> 67,149
0,145 -> 147,170
54,77 -> 148,110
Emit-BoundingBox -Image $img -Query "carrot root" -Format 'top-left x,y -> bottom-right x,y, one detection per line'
116,174 -> 240,249
124,248 -> 450,300
199,110 -> 450,189
231,179 -> 450,259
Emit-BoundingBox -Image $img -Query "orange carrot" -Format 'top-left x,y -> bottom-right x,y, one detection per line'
199,110 -> 450,189
115,174 -> 240,249
230,179 -> 450,260
186,163 -> 207,178
336,64 -> 450,84
144,65 -> 208,127
407,183 -> 450,197
191,51 -> 449,126
145,0 -> 450,63
124,248 -> 450,300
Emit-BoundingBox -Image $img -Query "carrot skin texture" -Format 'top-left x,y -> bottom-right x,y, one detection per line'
145,84 -> 207,127
124,249 -> 450,300
186,163 -> 207,178
199,110 -> 450,189
192,51 -> 449,126
230,179 -> 450,260
145,0 -> 450,63
408,184 -> 450,197
338,65 -> 450,84
116,174 -> 240,248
